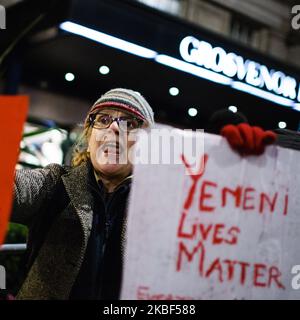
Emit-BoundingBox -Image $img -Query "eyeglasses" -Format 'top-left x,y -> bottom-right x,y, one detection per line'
89,113 -> 144,131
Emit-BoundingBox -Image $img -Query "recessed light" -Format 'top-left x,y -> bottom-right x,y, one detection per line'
65,72 -> 75,81
278,121 -> 287,129
228,105 -> 237,113
188,108 -> 198,117
99,65 -> 110,75
169,87 -> 179,96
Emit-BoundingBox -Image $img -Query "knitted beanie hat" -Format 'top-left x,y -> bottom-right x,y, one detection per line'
89,88 -> 155,126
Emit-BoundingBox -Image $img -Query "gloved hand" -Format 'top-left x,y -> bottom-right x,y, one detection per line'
220,123 -> 277,155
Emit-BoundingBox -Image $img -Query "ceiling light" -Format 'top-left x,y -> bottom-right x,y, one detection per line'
99,65 -> 110,75
169,87 -> 179,96
65,72 -> 75,81
228,105 -> 237,113
278,121 -> 287,129
188,108 -> 198,117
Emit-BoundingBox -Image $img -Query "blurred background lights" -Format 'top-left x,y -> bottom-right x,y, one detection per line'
228,105 -> 238,113
188,107 -> 198,117
278,121 -> 287,129
65,72 -> 75,81
169,87 -> 179,96
99,65 -> 110,75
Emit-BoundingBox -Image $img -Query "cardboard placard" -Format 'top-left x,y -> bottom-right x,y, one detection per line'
0,96 -> 28,245
121,128 -> 300,299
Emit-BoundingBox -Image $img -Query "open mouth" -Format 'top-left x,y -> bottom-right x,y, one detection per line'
102,141 -> 123,156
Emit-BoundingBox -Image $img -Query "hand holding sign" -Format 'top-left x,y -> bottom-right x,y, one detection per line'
0,96 -> 28,245
221,123 -> 277,155
122,125 -> 300,300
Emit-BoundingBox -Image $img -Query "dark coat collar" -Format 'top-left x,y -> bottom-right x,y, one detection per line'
61,160 -> 132,237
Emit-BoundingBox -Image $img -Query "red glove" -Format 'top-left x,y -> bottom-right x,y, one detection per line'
220,123 -> 277,155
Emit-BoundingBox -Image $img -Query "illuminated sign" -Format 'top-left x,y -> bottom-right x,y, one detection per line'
179,36 -> 299,104
60,21 -> 300,111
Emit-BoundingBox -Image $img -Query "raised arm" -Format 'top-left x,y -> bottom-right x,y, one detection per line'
11,164 -> 67,226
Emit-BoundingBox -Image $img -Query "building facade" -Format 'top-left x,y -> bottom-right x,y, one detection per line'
137,0 -> 300,68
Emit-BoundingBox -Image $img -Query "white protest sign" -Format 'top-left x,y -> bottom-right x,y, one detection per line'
121,127 -> 300,300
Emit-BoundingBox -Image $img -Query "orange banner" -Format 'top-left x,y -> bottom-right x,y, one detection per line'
0,96 -> 28,245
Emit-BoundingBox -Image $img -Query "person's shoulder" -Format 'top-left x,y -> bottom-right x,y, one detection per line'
51,161 -> 91,179
44,163 -> 71,175
39,163 -> 72,184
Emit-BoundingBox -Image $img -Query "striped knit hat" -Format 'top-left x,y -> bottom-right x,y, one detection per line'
89,88 -> 155,126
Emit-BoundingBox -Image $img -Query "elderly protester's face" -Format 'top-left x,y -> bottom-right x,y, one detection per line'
88,108 -> 144,178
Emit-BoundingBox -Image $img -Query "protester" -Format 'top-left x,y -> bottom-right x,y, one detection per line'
11,88 -> 276,300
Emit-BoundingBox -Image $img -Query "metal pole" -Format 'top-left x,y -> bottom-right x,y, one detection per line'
0,244 -> 27,253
